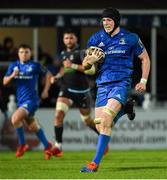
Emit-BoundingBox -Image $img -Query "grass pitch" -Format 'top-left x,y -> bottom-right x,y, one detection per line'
0,149 -> 167,179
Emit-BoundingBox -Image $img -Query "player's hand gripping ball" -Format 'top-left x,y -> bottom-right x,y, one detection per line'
86,46 -> 105,64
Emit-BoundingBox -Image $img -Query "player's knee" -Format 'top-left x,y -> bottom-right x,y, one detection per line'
95,115 -> 113,130
56,102 -> 69,114
97,118 -> 112,135
11,114 -> 21,127
102,106 -> 117,119
55,102 -> 69,125
94,117 -> 102,124
100,119 -> 111,129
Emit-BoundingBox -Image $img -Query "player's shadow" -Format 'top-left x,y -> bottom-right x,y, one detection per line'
115,166 -> 167,171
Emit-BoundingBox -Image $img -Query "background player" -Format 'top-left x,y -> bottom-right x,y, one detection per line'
46,29 -> 100,156
3,44 -> 56,160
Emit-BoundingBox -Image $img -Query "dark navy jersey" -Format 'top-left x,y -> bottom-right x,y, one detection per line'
87,28 -> 145,85
59,47 -> 89,90
5,59 -> 47,104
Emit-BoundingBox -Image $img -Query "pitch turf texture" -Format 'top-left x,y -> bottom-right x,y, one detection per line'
0,150 -> 167,179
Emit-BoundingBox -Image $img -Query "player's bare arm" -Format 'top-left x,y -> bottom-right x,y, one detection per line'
63,58 -> 85,72
50,67 -> 64,84
41,71 -> 53,99
3,67 -> 19,86
135,49 -> 151,93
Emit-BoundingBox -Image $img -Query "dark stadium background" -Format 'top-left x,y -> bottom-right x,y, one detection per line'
0,0 -> 167,9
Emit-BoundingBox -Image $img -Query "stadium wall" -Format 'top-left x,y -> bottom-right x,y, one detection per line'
1,108 -> 167,150
37,108 -> 167,150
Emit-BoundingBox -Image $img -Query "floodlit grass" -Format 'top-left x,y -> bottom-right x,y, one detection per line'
0,150 -> 167,179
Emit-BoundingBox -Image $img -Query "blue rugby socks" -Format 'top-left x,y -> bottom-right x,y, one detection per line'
36,128 -> 49,148
93,134 -> 111,165
16,127 -> 25,145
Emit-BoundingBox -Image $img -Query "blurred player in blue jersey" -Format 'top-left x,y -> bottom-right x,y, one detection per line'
80,7 -> 150,172
3,44 -> 56,160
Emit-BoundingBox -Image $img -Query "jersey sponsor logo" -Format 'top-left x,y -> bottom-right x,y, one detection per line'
106,49 -> 126,55
98,42 -> 105,47
14,65 -> 34,79
106,46 -> 126,55
15,75 -> 33,79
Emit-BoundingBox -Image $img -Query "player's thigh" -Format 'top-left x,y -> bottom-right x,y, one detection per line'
95,107 -> 104,131
95,99 -> 122,128
56,97 -> 72,106
55,97 -> 72,124
95,106 -> 104,117
11,107 -> 28,124
103,98 -> 122,125
106,98 -> 122,113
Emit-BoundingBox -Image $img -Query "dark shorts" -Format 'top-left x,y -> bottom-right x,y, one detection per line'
58,88 -> 91,108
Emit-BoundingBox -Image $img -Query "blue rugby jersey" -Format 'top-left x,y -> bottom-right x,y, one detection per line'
5,60 -> 47,104
87,28 -> 145,85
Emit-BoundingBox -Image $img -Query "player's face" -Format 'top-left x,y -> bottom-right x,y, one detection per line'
18,48 -> 32,63
102,18 -> 115,33
63,33 -> 77,49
